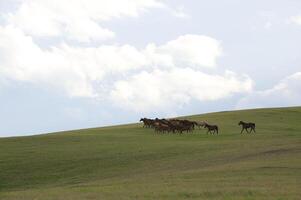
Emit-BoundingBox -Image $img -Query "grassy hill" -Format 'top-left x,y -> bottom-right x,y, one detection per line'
0,107 -> 300,200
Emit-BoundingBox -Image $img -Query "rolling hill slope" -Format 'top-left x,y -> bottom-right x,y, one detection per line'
0,107 -> 300,200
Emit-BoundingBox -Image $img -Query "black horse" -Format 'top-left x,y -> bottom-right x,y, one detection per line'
203,123 -> 219,134
238,121 -> 256,133
140,118 -> 154,128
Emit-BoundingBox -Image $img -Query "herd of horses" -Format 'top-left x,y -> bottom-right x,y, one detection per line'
139,118 -> 256,134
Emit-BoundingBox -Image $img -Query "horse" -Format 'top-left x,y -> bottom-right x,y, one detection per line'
153,122 -> 171,133
139,118 -> 154,128
166,119 -> 196,133
238,121 -> 256,133
178,124 -> 193,134
181,120 -> 198,130
203,122 -> 219,134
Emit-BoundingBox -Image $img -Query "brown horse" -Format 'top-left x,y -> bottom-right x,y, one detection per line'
166,119 -> 196,134
203,122 -> 219,134
139,118 -> 154,128
153,123 -> 170,133
238,121 -> 255,133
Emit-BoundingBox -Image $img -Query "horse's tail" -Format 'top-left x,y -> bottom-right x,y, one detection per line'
216,126 -> 219,134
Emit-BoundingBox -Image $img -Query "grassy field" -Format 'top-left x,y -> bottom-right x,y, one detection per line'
0,107 -> 300,200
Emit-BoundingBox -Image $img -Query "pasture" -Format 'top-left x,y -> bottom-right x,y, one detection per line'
0,107 -> 300,200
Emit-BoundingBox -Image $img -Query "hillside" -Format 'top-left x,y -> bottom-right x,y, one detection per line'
0,107 -> 300,200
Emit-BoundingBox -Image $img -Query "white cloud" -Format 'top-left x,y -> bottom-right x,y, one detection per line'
236,72 -> 301,109
289,15 -> 301,25
5,0 -> 164,42
0,25 -> 224,99
110,68 -> 252,112
264,21 -> 272,29
0,1 -> 251,112
154,35 -> 222,68
167,5 -> 190,19
0,26 -> 148,97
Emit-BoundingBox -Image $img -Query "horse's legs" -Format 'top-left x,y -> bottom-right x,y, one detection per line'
246,128 -> 251,133
241,128 -> 244,134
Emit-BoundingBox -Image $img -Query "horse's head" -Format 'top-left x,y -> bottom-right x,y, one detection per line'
199,122 -> 206,127
238,121 -> 243,125
140,118 -> 144,122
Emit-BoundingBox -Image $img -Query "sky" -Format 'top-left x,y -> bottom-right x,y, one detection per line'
0,0 -> 300,137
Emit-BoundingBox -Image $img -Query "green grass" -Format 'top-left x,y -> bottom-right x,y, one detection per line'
0,107 -> 300,200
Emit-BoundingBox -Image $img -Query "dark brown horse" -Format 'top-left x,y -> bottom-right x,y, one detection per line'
153,123 -> 171,133
167,119 -> 196,133
238,121 -> 255,133
140,118 -> 154,128
203,122 -> 218,134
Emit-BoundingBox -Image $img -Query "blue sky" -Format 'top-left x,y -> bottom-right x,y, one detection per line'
0,0 -> 300,137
